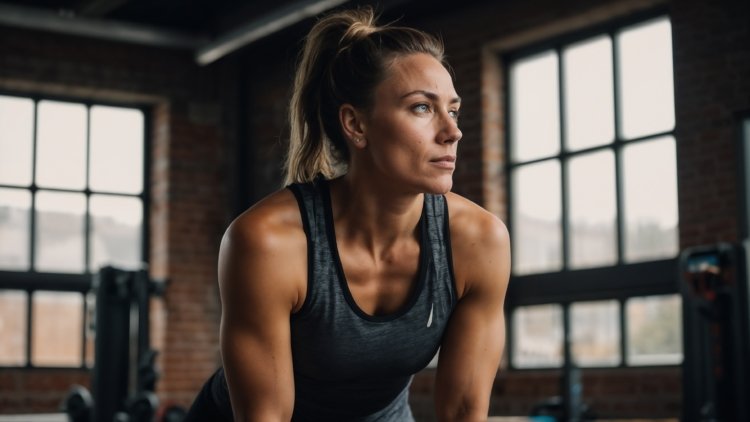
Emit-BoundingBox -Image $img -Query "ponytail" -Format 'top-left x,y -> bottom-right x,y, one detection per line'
284,7 -> 445,185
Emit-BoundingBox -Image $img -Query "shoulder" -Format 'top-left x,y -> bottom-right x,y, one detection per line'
444,192 -> 510,298
219,187 -> 307,312
444,193 -> 508,242
223,187 -> 304,253
444,192 -> 509,253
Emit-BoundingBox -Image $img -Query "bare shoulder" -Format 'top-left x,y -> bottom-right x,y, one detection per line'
224,187 -> 304,249
444,193 -> 508,243
444,192 -> 510,299
219,187 -> 307,313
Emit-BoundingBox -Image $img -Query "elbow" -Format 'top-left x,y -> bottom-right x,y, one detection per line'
232,405 -> 293,422
436,401 -> 487,422
233,412 -> 292,422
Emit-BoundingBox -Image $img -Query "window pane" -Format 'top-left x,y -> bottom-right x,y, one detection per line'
32,291 -> 83,366
0,290 -> 27,366
89,106 -> 144,194
512,160 -> 562,274
563,36 -> 615,151
626,295 -> 682,365
0,188 -> 31,270
36,100 -> 88,190
617,17 -> 675,139
90,194 -> 143,272
568,151 -> 617,269
512,304 -> 563,368
571,300 -> 620,366
622,137 -> 678,262
0,96 -> 34,186
510,51 -> 560,162
35,191 -> 86,273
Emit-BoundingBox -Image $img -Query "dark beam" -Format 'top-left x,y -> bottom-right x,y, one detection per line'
76,0 -> 129,18
195,0 -> 349,65
0,3 -> 207,49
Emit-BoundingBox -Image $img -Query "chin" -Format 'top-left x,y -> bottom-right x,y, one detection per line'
423,177 -> 453,195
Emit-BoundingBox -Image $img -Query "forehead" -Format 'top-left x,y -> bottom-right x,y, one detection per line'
375,53 -> 457,100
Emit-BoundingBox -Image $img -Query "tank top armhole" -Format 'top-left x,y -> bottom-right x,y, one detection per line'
287,184 -> 314,319
442,196 -> 459,305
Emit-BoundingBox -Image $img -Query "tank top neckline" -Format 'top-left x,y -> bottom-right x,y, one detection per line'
320,179 -> 429,323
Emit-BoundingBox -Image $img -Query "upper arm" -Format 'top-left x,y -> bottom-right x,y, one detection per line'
218,200 -> 305,421
435,199 -> 511,421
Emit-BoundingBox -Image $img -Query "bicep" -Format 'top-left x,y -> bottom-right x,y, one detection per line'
435,218 -> 510,421
218,224 -> 300,421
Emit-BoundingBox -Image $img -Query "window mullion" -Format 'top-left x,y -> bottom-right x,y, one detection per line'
141,108 -> 150,265
557,46 -> 570,270
27,99 -> 38,366
619,297 -> 628,367
562,301 -> 573,370
30,99 -> 39,272
81,291 -> 88,368
25,291 -> 33,367
84,105 -> 92,274
611,31 -> 626,265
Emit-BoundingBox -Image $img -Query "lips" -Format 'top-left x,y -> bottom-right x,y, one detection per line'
430,155 -> 456,163
430,155 -> 456,169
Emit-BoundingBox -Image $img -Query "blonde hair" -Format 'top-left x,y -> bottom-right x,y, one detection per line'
284,7 -> 446,185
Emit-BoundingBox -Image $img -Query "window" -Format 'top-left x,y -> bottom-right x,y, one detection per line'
504,15 -> 682,369
0,94 -> 147,368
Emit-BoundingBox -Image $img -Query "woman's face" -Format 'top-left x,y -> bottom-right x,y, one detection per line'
357,53 -> 462,195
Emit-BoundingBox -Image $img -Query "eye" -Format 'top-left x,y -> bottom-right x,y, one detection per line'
449,109 -> 460,121
413,103 -> 431,113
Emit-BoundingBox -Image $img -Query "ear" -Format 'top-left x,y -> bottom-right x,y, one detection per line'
339,103 -> 368,149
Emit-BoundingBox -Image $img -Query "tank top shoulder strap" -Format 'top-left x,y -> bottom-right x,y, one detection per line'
287,178 -> 332,318
423,193 -> 458,305
287,179 -> 324,234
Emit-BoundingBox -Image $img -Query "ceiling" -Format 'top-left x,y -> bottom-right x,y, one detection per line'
0,0 -> 465,65
0,0 -> 339,35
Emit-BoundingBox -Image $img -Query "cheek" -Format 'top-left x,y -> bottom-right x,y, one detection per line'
367,116 -> 430,167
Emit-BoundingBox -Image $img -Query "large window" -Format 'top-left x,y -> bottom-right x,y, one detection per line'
0,94 -> 146,368
504,15 -> 682,369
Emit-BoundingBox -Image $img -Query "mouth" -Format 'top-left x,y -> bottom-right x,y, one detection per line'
429,155 -> 456,169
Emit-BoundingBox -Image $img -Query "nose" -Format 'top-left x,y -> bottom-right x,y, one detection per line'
438,110 -> 462,144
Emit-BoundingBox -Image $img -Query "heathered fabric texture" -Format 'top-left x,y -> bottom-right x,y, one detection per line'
287,179 -> 457,421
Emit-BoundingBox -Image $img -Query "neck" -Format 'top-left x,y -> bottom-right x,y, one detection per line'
328,171 -> 423,256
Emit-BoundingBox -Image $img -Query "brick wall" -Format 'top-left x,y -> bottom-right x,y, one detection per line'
672,0 -> 750,246
0,25 -> 232,413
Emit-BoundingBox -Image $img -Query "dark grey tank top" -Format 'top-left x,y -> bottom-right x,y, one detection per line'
287,179 -> 457,421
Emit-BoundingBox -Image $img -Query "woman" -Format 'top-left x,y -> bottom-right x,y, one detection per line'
186,7 -> 510,422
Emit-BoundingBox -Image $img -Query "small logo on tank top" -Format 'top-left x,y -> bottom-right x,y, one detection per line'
427,303 -> 434,327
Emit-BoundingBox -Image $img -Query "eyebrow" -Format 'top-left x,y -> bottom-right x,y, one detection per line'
401,90 -> 462,104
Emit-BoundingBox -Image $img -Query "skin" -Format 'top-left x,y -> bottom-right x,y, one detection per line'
219,52 -> 510,421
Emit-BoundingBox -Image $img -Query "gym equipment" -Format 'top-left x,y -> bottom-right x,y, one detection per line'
62,267 -> 169,422
680,242 -> 750,421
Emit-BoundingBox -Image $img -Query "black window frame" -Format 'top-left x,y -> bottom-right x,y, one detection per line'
502,9 -> 681,371
0,89 -> 151,370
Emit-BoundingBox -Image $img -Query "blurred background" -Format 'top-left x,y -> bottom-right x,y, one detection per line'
0,0 -> 748,420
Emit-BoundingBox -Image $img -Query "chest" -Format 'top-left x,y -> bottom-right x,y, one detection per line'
289,269 -> 452,381
337,239 -> 421,317
289,224 -> 453,380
